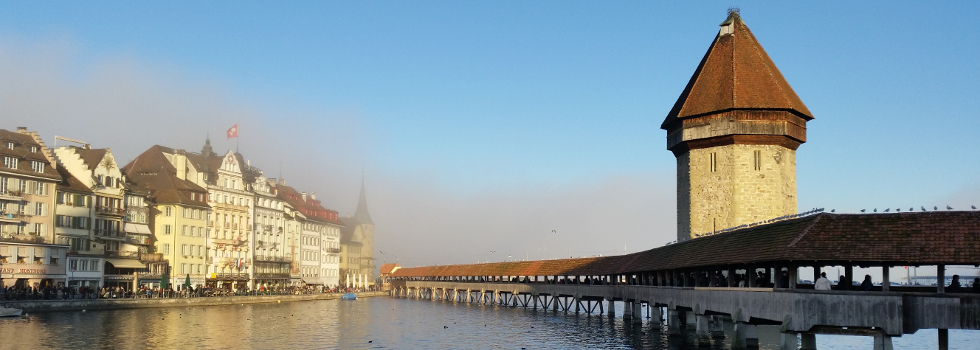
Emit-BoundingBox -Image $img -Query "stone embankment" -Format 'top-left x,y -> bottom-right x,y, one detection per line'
2,291 -> 388,312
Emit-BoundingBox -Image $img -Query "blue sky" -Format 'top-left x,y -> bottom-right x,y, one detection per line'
1,1 -> 978,267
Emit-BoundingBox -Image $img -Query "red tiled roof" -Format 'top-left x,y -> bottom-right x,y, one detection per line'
122,145 -> 210,208
380,263 -> 401,275
661,12 -> 813,130
393,212 -> 980,277
0,129 -> 62,181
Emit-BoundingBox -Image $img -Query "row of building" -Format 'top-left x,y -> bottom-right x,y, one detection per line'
0,127 -> 375,291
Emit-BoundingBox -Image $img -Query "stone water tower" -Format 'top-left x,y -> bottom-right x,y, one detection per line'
662,11 -> 814,242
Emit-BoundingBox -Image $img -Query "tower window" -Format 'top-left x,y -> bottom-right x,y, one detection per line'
753,150 -> 762,171
709,153 -> 717,172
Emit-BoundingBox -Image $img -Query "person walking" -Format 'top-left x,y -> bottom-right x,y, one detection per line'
815,272 -> 831,290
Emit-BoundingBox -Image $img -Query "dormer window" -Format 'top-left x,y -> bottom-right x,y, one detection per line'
31,161 -> 45,173
3,156 -> 17,169
30,146 -> 38,153
5,142 -> 13,150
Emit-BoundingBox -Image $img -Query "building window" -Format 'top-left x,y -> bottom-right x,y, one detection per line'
5,142 -> 13,150
31,161 -> 45,173
164,224 -> 172,235
2,156 -> 17,169
709,152 -> 717,172
165,206 -> 172,216
30,146 -> 38,153
753,150 -> 762,171
162,244 -> 170,255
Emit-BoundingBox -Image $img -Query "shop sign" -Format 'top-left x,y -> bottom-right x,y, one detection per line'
0,267 -> 48,275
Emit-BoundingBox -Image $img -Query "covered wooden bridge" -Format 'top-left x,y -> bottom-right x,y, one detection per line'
390,211 -> 980,350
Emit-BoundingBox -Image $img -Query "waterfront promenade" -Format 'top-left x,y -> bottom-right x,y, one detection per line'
1,291 -> 388,312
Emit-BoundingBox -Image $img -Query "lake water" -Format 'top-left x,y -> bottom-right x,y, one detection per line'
0,296 -> 975,349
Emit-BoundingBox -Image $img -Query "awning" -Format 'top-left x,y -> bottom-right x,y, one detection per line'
105,258 -> 146,269
124,223 -> 152,235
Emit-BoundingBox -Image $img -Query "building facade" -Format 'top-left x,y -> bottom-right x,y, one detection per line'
662,11 -> 813,242
123,146 -> 212,289
0,127 -> 67,289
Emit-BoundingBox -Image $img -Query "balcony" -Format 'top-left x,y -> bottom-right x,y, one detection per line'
0,232 -> 44,244
140,253 -> 166,262
95,206 -> 125,216
326,247 -> 341,254
212,237 -> 246,245
95,229 -> 125,241
0,190 -> 26,201
125,235 -> 151,246
0,213 -> 21,223
105,250 -> 140,259
254,255 -> 290,263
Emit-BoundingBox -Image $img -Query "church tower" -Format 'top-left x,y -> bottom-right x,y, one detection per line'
662,10 -> 814,242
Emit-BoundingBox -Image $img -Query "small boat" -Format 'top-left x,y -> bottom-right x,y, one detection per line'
0,307 -> 23,317
341,293 -> 357,300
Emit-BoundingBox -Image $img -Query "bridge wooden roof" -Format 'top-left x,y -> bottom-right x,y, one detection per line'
392,212 -> 980,278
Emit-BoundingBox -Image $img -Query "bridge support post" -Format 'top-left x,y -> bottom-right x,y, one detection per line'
800,333 -> 816,350
873,333 -> 893,350
632,302 -> 642,324
779,332 -> 797,350
649,305 -> 662,326
668,309 -> 682,336
624,301 -> 633,319
711,316 -> 725,338
938,328 -> 948,350
532,294 -> 538,309
607,299 -> 615,316
575,296 -> 581,314
695,314 -> 711,347
732,322 -> 757,349
685,311 -> 697,328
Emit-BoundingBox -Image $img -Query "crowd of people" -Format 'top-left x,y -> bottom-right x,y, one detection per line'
0,283 -> 380,301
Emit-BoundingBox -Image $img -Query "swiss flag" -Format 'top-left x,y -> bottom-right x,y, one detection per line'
226,123 -> 238,139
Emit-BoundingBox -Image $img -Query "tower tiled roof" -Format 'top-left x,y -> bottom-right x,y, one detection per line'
661,12 -> 813,130
353,176 -> 374,226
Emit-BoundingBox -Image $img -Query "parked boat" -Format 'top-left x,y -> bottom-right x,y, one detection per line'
0,307 -> 23,317
341,293 -> 357,300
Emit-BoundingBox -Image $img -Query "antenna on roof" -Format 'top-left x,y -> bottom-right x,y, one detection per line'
728,6 -> 740,15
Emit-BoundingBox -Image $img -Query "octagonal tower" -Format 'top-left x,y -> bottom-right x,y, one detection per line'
663,11 -> 814,242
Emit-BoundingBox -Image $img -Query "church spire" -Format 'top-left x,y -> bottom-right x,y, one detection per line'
201,136 -> 215,158
353,175 -> 374,225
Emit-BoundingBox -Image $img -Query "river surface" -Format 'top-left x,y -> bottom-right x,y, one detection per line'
0,297 -> 976,349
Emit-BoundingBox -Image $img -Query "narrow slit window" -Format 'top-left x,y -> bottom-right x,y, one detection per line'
753,150 -> 762,170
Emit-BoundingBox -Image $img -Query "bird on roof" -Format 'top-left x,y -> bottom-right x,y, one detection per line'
884,208 -> 890,212
934,206 -> 938,210
921,206 -> 926,212
873,208 -> 877,213
909,207 -> 914,212
947,205 -> 953,210
896,208 -> 901,212
860,209 -> 866,213
973,205 -> 977,210
830,209 -> 835,213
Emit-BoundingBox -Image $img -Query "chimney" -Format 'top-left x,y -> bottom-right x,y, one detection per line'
16,127 -> 27,132
173,150 -> 187,181
301,192 -> 307,201
311,192 -> 316,200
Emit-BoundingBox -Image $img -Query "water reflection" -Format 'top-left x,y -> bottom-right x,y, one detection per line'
0,297 -> 976,349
